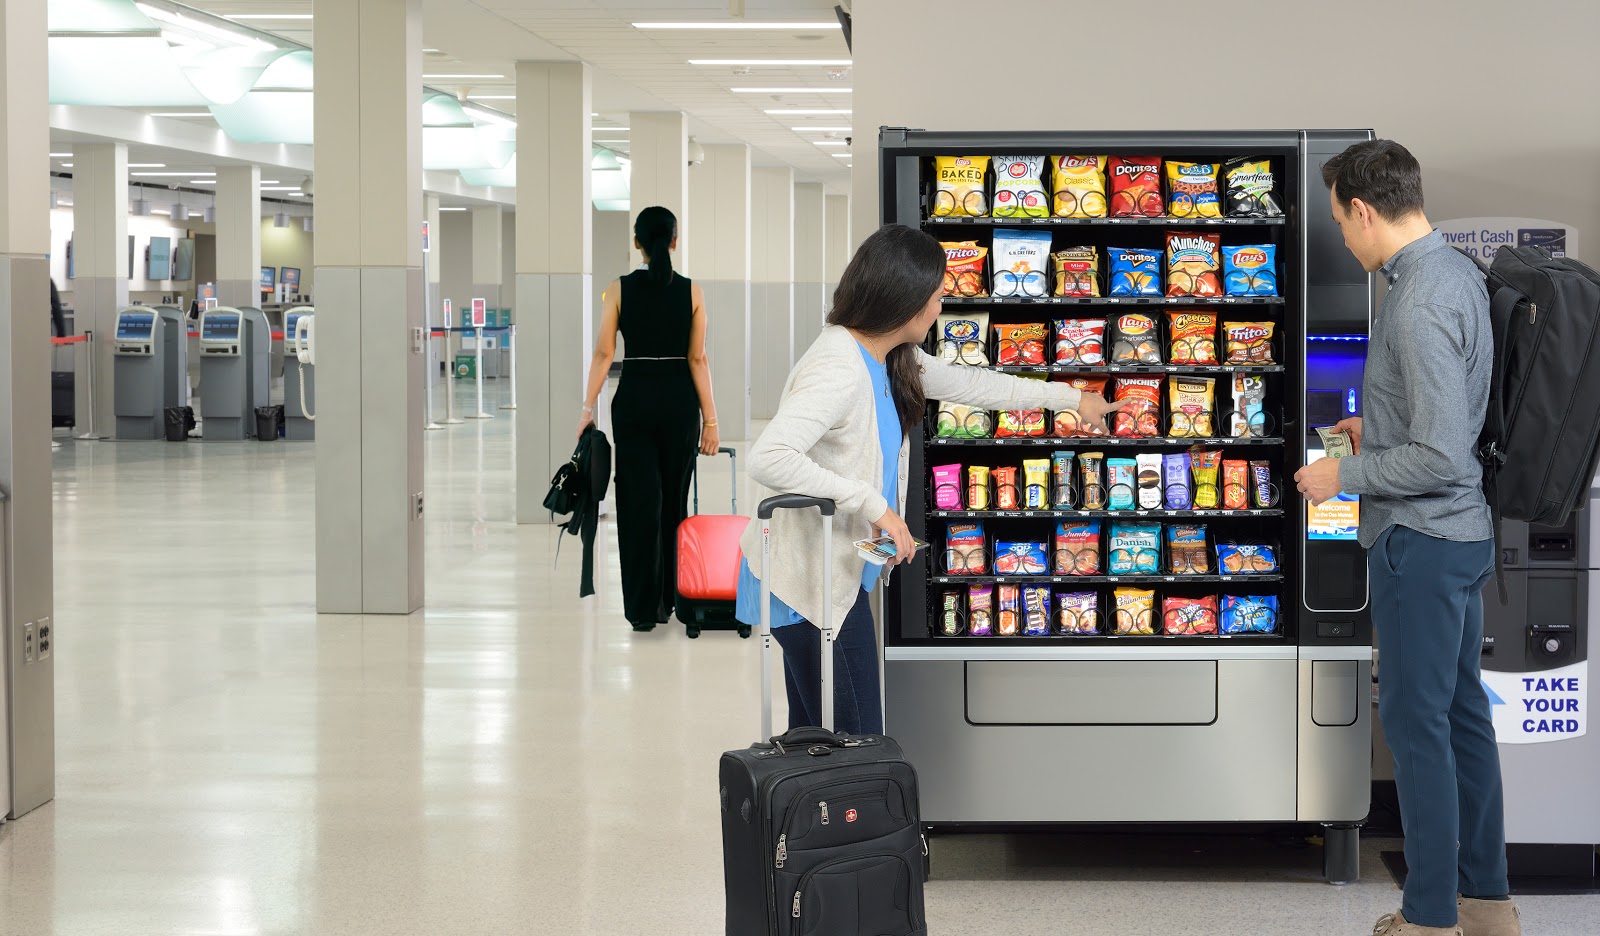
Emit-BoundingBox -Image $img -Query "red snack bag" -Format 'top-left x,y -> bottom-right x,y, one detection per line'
1108,155 -> 1164,218
1166,231 -> 1223,297
1162,596 -> 1220,635
1052,375 -> 1109,437
993,467 -> 1020,510
1112,376 -> 1163,438
1054,318 -> 1106,364
994,323 -> 1048,366
1223,460 -> 1250,510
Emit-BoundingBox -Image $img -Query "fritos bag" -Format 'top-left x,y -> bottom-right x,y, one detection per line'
1051,155 -> 1108,218
1166,231 -> 1222,297
1108,156 -> 1163,218
1224,321 -> 1276,364
992,155 -> 1049,219
933,156 -> 989,217
942,241 -> 988,297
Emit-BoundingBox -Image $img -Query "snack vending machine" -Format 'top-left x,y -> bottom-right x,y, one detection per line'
879,129 -> 1377,882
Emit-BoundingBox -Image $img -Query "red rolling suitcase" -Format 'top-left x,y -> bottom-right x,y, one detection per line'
676,447 -> 751,639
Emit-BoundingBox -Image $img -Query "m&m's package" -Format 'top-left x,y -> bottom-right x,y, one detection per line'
1165,161 -> 1223,219
1109,247 -> 1163,297
1052,155 -> 1108,218
933,156 -> 990,217
1022,585 -> 1052,635
1108,156 -> 1163,217
1221,595 -> 1280,634
1166,231 -> 1223,297
1163,596 -> 1220,635
1223,244 -> 1278,296
935,311 -> 989,365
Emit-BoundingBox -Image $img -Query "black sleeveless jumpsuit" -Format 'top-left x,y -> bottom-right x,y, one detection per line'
613,270 -> 700,627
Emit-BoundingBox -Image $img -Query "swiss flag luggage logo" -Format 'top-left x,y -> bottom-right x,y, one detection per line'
845,808 -> 858,823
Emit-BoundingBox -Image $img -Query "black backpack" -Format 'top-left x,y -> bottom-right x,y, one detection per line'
1466,246 -> 1600,595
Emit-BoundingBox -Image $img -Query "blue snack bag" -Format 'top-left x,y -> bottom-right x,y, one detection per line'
1221,595 -> 1280,634
1223,244 -> 1278,296
1108,247 -> 1162,297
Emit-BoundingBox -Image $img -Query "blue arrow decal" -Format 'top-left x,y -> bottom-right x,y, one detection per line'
1482,680 -> 1506,706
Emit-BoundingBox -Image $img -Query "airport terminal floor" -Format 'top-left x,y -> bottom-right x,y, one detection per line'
0,381 -> 1592,935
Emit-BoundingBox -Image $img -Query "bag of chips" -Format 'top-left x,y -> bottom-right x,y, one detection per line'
1223,460 -> 1250,511
1113,587 -> 1157,635
942,241 -> 988,297
993,467 -> 1020,510
1111,313 -> 1162,364
1190,448 -> 1222,509
1052,375 -> 1108,436
1052,247 -> 1101,297
1166,231 -> 1223,297
968,465 -> 991,510
1050,451 -> 1077,508
1108,156 -> 1163,218
1164,452 -> 1193,509
1167,376 -> 1216,438
1163,596 -> 1219,635
1056,591 -> 1100,635
992,155 -> 1049,219
1107,458 -> 1137,510
936,401 -> 993,439
1217,543 -> 1279,575
938,590 -> 965,637
1108,522 -> 1161,575
935,311 -> 990,365
1113,375 -> 1163,438
1054,319 -> 1106,364
1052,155 -> 1108,218
996,541 -> 1048,577
996,409 -> 1047,438
932,463 -> 964,510
1054,521 -> 1101,575
1220,595 -> 1280,634
968,584 -> 995,635
1224,321 -> 1276,364
992,229 -> 1053,298
1224,157 -> 1283,218
933,155 -> 990,217
997,584 -> 1021,636
1079,451 -> 1106,510
994,323 -> 1048,365
1223,244 -> 1278,296
1167,524 -> 1211,574
1023,458 -> 1050,509
946,522 -> 988,575
1022,584 -> 1052,635
1165,161 -> 1222,219
1229,373 -> 1268,438
1109,247 -> 1162,297
1167,311 -> 1218,365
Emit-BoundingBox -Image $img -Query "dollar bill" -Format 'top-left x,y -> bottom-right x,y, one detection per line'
1316,426 -> 1354,459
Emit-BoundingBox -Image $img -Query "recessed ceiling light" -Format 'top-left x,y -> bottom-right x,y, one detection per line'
128,163 -> 166,168
439,206 -> 469,212
61,162 -> 73,168
50,152 -> 71,157
690,59 -> 851,66
831,153 -> 853,158
260,186 -> 301,191
765,109 -> 851,115
189,180 -> 215,184
732,87 -> 852,94
422,73 -> 503,79
132,171 -> 215,177
813,141 -> 848,147
423,48 -> 441,53
635,22 -> 840,30
149,112 -> 212,117
224,13 -> 312,19
791,126 -> 851,132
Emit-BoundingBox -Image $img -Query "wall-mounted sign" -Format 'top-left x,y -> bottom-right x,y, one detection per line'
1435,217 -> 1579,265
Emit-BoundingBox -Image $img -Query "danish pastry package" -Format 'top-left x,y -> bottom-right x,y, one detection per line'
1108,522 -> 1161,576
933,156 -> 990,217
1051,155 -> 1108,218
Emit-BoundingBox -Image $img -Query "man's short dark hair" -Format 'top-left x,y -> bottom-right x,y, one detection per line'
1320,139 -> 1425,221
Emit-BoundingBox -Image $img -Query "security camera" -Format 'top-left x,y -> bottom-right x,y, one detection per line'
687,139 -> 706,167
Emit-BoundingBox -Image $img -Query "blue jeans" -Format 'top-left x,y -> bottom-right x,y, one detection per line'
771,589 -> 883,736
1370,525 -> 1507,927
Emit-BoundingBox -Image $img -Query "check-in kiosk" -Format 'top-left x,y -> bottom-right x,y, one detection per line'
112,306 -> 187,439
198,306 -> 270,440
283,306 -> 315,441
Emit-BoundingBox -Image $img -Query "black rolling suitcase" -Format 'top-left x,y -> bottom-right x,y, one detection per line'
719,495 -> 927,936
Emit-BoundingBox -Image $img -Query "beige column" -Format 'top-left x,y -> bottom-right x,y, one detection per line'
687,143 -> 751,440
824,193 -> 852,312
470,204 -> 503,308
751,167 -> 793,420
70,143 -> 128,436
627,111 -> 687,271
515,62 -> 592,523
214,165 -> 261,307
0,0 -> 54,819
312,0 -> 425,613
793,182 -> 827,357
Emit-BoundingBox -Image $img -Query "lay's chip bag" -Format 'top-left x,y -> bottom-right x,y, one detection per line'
1051,155 -> 1108,218
933,156 -> 990,217
1223,244 -> 1278,296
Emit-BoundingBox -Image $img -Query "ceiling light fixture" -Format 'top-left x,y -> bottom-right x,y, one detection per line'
136,3 -> 275,51
224,13 -> 312,19
50,151 -> 71,157
791,126 -> 851,132
732,87 -> 852,93
303,217 -> 314,232
813,141 -> 848,147
132,198 -> 151,215
170,203 -> 189,220
635,22 -> 840,29
190,180 -> 216,185
423,48 -> 441,53
202,206 -> 214,222
689,59 -> 851,66
422,73 -> 504,79
438,206 -> 468,212
149,112 -> 213,118
831,153 -> 853,158
61,162 -> 73,168
764,109 -> 852,115
128,163 -> 166,168
273,211 -> 289,228
133,171 -> 216,177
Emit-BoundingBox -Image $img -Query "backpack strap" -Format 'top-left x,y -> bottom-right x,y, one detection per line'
1478,285 -> 1522,471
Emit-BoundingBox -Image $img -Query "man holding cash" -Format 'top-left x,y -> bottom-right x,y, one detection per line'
1294,140 -> 1516,936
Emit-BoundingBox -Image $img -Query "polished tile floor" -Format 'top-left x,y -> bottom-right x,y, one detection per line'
4,382 -> 1596,935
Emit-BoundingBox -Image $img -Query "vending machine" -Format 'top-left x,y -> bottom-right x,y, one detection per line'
879,129 -> 1377,882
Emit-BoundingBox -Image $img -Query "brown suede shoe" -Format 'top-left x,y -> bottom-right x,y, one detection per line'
1457,897 -> 1522,936
1371,910 -> 1462,936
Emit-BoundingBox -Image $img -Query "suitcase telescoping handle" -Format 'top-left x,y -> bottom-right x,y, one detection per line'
691,447 -> 739,516
758,494 -> 836,740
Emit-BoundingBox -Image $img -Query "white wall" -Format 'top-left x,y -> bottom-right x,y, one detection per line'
852,0 -> 1600,263
50,208 -> 194,302
591,208 -> 632,332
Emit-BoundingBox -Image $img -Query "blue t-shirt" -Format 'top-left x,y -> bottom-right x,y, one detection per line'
734,341 -> 900,628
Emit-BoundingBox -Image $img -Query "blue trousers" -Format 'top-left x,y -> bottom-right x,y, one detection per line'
772,589 -> 883,736
1370,525 -> 1507,927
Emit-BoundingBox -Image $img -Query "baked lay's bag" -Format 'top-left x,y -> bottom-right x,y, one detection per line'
1165,161 -> 1222,218
1051,155 -> 1108,218
933,156 -> 990,217
993,155 -> 1050,219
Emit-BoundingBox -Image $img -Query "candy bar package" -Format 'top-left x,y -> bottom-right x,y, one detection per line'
1223,459 -> 1250,511
1137,453 -> 1164,510
1220,595 -> 1280,634
1167,311 -> 1218,365
1054,521 -> 1102,576
1056,590 -> 1101,635
938,590 -> 965,637
1113,375 -> 1163,438
1113,587 -> 1158,635
1052,247 -> 1101,297
968,465 -> 992,510
968,585 -> 996,635
1052,155 -> 1108,218
991,229 -> 1053,297
1190,448 -> 1222,510
1163,596 -> 1220,635
1224,321 -> 1276,364
1223,244 -> 1278,297
1164,452 -> 1194,509
1107,457 -> 1138,511
1165,161 -> 1223,219
1111,313 -> 1162,365
1050,450 -> 1077,508
994,322 -> 1049,365
1224,157 -> 1283,218
1078,451 -> 1107,509
995,541 -> 1049,577
942,240 -> 989,297
1108,156 -> 1163,218
933,156 -> 990,218
1052,375 -> 1109,436
992,156 -> 1050,220
1054,318 -> 1107,364
1109,247 -> 1163,297
946,522 -> 988,575
1023,458 -> 1051,510
1166,231 -> 1223,297
935,311 -> 990,365
1229,373 -> 1268,438
1250,461 -> 1277,509
932,463 -> 964,510
1167,524 -> 1211,574
1108,522 -> 1162,575
1217,543 -> 1279,575
936,401 -> 994,439
993,467 -> 1020,511
997,584 -> 1021,636
1167,376 -> 1217,438
1022,585 -> 1053,636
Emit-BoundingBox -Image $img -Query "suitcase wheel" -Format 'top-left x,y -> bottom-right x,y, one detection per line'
738,626 -> 751,639
685,625 -> 701,639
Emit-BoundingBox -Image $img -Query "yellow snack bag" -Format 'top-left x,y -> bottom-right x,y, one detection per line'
933,156 -> 990,217
1166,161 -> 1223,219
1051,155 -> 1107,218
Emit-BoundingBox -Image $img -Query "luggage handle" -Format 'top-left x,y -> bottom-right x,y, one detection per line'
769,726 -> 852,754
691,447 -> 738,516
759,495 -> 836,741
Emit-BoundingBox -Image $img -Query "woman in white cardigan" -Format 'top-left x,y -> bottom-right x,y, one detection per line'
735,225 -> 1122,734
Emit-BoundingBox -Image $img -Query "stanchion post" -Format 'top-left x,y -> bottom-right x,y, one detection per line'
499,324 -> 517,410
467,325 -> 492,419
444,327 -> 464,425
75,330 -> 104,440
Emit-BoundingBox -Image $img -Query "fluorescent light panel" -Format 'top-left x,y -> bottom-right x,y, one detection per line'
128,163 -> 166,168
765,109 -> 851,115
132,171 -> 215,176
689,59 -> 851,66
635,22 -> 839,29
813,141 -> 848,147
831,153 -> 852,158
733,87 -> 852,93
439,206 -> 468,211
50,152 -> 71,157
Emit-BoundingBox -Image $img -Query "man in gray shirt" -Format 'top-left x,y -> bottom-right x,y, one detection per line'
1295,140 -> 1517,936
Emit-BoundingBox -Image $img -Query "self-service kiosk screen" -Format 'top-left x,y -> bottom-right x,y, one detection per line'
285,314 -> 304,344
203,313 -> 241,341
116,312 -> 156,341
1304,336 -> 1368,610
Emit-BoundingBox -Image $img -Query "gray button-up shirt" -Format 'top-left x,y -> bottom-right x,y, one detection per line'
1337,229 -> 1494,548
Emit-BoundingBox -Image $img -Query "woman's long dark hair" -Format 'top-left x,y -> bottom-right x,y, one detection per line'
634,206 -> 677,284
825,224 -> 945,437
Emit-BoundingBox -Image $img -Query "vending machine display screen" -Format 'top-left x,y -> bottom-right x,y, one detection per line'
116,311 -> 156,341
203,313 -> 241,341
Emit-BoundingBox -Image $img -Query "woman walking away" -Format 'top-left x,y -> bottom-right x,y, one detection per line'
579,206 -> 720,632
736,224 -> 1122,733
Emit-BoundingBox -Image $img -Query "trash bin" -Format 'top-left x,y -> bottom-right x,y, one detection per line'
164,406 -> 187,442
254,405 -> 283,441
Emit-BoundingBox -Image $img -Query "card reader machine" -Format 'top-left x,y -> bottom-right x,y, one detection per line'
112,306 -> 187,438
197,306 -> 270,440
